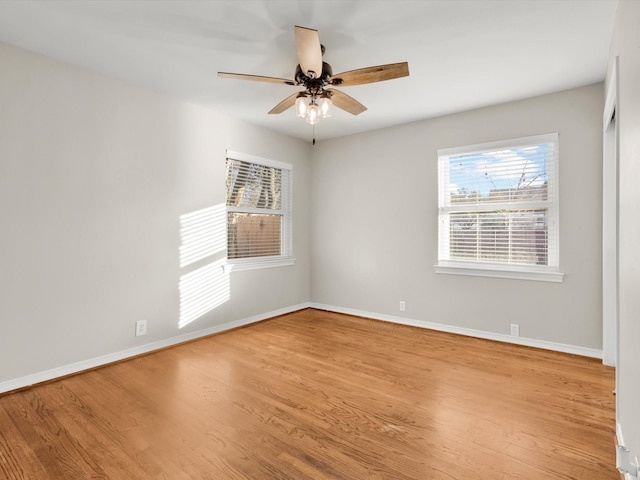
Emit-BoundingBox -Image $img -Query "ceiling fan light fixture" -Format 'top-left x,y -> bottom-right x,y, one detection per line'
295,95 -> 308,117
319,96 -> 332,118
306,103 -> 320,125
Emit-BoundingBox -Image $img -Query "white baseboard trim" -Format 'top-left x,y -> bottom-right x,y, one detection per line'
0,302 -> 311,395
618,423 -> 625,446
310,303 -> 603,359
617,423 -> 638,480
1,302 -> 602,395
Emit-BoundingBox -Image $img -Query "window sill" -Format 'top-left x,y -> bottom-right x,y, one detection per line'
434,263 -> 564,283
224,256 -> 295,273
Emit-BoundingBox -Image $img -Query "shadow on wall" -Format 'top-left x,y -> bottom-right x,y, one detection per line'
178,204 -> 230,329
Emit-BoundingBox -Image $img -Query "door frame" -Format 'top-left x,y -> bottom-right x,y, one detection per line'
602,56 -> 619,375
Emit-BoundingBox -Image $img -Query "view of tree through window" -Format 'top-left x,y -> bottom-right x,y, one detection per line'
438,134 -> 558,270
226,158 -> 285,259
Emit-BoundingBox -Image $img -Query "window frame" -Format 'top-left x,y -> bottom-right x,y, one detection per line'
225,150 -> 294,272
435,133 -> 564,283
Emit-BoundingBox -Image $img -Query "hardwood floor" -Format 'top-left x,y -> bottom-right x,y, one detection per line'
0,309 -> 617,479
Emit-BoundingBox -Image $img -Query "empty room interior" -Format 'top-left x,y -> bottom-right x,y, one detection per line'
1,1 -> 639,479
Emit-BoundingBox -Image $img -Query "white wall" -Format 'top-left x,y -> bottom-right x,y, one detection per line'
0,42 -> 311,389
607,0 -> 640,469
310,83 -> 604,352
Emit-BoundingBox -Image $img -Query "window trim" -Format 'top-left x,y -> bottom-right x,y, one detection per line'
434,262 -> 564,283
225,150 -> 294,272
435,133 -> 563,283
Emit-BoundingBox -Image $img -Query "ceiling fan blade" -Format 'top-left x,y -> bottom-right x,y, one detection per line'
327,89 -> 367,116
330,62 -> 409,87
218,72 -> 295,85
294,26 -> 323,79
268,92 -> 303,114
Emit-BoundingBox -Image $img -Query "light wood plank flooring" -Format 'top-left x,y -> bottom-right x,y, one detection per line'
0,309 -> 617,479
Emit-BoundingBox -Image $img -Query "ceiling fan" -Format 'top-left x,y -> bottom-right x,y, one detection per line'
218,26 -> 409,129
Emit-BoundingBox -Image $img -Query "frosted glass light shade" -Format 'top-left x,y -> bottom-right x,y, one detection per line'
306,104 -> 319,125
319,97 -> 332,118
295,97 -> 307,117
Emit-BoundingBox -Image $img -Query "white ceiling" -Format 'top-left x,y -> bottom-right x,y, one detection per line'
0,0 -> 618,142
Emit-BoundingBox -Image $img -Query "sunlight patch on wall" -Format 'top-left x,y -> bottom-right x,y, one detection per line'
178,204 -> 230,329
179,258 -> 230,329
179,204 -> 226,268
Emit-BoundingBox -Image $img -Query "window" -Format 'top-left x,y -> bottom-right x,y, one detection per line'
436,133 -> 563,282
225,150 -> 294,271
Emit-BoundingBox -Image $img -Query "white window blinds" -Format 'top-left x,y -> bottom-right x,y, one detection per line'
437,133 -> 559,276
225,152 -> 292,262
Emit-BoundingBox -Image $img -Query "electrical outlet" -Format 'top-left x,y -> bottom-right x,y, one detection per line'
136,320 -> 148,337
510,323 -> 520,337
399,301 -> 406,312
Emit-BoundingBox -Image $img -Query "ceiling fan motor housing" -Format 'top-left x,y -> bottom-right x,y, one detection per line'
295,62 -> 334,90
